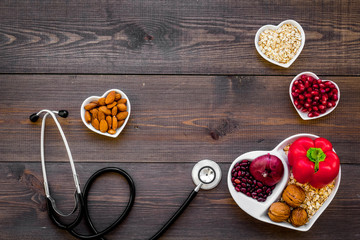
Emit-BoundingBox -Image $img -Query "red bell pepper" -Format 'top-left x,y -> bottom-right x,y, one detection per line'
288,137 -> 340,188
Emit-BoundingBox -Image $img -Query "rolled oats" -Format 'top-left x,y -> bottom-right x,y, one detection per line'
258,23 -> 302,64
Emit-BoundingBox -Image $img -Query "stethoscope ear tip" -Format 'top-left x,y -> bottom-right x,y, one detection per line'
29,113 -> 39,122
58,110 -> 69,118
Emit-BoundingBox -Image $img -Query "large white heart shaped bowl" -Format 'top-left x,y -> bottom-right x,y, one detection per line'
80,89 -> 131,138
289,72 -> 340,120
255,19 -> 305,68
228,133 -> 341,231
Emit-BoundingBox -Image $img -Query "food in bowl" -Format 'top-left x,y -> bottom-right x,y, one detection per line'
258,23 -> 302,64
230,154 -> 284,202
291,74 -> 339,118
83,91 -> 128,135
267,137 -> 339,227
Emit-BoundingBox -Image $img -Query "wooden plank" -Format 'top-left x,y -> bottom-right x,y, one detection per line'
0,162 -> 359,239
0,1 -> 359,75
1,74 -> 359,164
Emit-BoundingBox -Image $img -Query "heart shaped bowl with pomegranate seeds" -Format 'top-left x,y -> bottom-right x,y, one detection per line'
289,72 -> 340,120
227,133 -> 341,231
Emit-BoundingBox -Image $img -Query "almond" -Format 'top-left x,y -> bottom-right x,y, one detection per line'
98,97 -> 106,106
99,106 -> 112,115
118,120 -> 125,129
99,119 -> 108,133
85,111 -> 91,123
112,116 -> 118,130
84,102 -> 97,110
118,103 -> 127,112
92,118 -> 100,130
108,129 -> 116,134
118,98 -> 127,104
107,101 -> 117,109
116,111 -> 128,120
90,109 -> 98,119
115,93 -> 121,101
98,111 -> 105,121
105,91 -> 116,105
106,115 -> 112,129
112,106 -> 118,116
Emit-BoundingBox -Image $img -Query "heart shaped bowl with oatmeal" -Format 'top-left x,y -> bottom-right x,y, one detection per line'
255,19 -> 305,68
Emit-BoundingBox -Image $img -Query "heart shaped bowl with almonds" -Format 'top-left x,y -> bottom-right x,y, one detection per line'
80,89 -> 131,138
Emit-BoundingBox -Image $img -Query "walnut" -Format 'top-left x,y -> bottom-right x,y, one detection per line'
268,202 -> 291,222
290,207 -> 308,227
282,184 -> 305,207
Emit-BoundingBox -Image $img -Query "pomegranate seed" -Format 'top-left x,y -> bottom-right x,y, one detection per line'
306,98 -> 312,103
305,93 -> 312,98
327,102 -> 333,108
308,112 -> 314,117
313,106 -> 319,111
319,83 -> 325,88
307,76 -> 313,82
314,96 -> 320,101
313,111 -> 320,116
332,94 -> 338,101
299,94 -> 305,100
325,81 -> 332,86
319,105 -> 326,110
311,90 -> 319,96
313,84 -> 319,89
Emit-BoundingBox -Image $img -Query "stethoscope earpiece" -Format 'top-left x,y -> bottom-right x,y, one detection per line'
58,110 -> 69,118
29,113 -> 40,122
29,110 -> 69,122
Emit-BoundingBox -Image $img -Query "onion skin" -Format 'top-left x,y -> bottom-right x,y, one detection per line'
250,153 -> 284,186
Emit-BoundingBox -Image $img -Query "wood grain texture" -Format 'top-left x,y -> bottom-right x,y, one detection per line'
1,75 -> 359,164
0,162 -> 359,240
0,0 -> 359,75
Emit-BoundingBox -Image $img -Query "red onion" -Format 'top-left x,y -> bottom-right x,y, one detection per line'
250,153 -> 284,186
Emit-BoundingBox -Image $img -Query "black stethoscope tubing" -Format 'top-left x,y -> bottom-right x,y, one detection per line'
32,109 -> 200,240
47,167 -> 136,240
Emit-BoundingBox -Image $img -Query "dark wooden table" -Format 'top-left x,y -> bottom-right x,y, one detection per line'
1,1 -> 359,239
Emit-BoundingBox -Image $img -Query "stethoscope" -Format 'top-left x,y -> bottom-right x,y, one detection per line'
30,109 -> 222,240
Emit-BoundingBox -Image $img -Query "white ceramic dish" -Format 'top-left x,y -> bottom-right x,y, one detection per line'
289,72 -> 340,120
80,89 -> 131,138
254,19 -> 305,68
228,133 -> 341,231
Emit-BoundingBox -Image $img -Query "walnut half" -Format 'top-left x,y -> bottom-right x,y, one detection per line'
268,202 -> 291,222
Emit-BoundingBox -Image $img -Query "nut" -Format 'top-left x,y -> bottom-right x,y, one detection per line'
99,119 -> 108,133
268,202 -> 291,222
290,207 -> 308,227
105,91 -> 116,105
282,184 -> 305,207
83,91 -> 129,135
85,111 -> 91,123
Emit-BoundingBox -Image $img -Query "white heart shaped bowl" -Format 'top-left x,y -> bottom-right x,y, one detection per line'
255,19 -> 305,68
228,133 -> 341,231
80,89 -> 131,138
289,72 -> 340,120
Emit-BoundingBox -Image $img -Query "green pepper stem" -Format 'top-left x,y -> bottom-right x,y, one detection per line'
306,147 -> 326,172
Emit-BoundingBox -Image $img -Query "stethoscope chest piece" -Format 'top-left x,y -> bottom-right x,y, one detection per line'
192,159 -> 222,190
